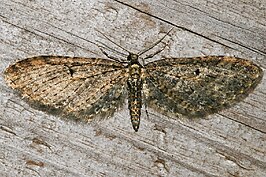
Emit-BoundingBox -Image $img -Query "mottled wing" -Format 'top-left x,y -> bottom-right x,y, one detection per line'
144,56 -> 263,118
4,56 -> 128,121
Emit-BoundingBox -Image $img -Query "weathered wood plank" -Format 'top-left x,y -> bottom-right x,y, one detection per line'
0,0 -> 265,176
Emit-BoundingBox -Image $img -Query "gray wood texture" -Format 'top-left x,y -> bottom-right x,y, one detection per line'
0,0 -> 265,176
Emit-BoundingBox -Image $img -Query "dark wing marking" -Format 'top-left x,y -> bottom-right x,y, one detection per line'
144,56 -> 263,118
4,56 -> 128,121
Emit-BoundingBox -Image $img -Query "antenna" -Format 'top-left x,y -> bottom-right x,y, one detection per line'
95,40 -> 128,58
137,28 -> 173,56
95,29 -> 131,54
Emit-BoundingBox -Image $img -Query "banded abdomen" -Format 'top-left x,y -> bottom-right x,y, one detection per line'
127,63 -> 143,132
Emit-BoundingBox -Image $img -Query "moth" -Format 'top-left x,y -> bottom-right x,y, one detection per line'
4,31 -> 263,132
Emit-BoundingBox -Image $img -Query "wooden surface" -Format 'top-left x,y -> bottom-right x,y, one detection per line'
0,0 -> 265,176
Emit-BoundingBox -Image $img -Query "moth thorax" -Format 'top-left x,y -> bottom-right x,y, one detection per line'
129,64 -> 141,78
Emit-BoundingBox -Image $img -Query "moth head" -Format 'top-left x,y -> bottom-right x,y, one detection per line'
127,53 -> 139,64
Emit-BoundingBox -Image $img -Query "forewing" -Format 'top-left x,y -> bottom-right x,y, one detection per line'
144,56 -> 263,118
4,56 -> 128,121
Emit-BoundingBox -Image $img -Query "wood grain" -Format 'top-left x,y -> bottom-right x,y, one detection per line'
0,0 -> 265,176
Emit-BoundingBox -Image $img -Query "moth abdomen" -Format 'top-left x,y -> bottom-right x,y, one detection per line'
127,63 -> 143,132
